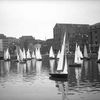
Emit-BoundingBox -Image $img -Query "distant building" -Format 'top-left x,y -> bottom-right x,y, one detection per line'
0,34 -> 6,39
89,23 -> 100,53
19,36 -> 36,50
41,39 -> 54,54
0,38 -> 9,58
53,23 -> 90,53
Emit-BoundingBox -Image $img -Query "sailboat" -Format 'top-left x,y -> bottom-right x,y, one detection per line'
23,48 -> 27,61
31,50 -> 36,59
26,49 -> 31,60
49,33 -> 68,79
97,45 -> 100,63
81,45 -> 90,60
57,50 -> 60,59
15,52 -> 20,62
4,48 -> 11,61
35,48 -> 42,61
69,43 -> 83,67
19,48 -> 26,63
49,46 -> 55,59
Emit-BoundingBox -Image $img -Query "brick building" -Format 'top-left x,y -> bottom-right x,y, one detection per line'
53,23 -> 90,54
89,23 -> 100,53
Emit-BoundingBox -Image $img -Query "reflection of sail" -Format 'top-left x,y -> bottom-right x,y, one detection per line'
36,61 -> 42,75
4,61 -> 10,74
26,60 -> 31,73
22,63 -> 27,74
56,81 -> 68,100
50,60 -> 55,73
75,67 -> 81,86
32,59 -> 36,68
84,61 -> 88,76
17,62 -> 20,73
0,61 -> 4,76
98,64 -> 100,74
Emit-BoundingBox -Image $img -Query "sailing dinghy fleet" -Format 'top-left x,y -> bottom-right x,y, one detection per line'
3,32 -> 100,80
3,47 -> 42,63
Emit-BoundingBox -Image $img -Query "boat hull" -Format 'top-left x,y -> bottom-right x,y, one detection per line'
81,57 -> 90,60
69,63 -> 81,67
49,76 -> 68,81
36,59 -> 42,61
49,57 -> 55,60
97,59 -> 100,63
49,73 -> 68,79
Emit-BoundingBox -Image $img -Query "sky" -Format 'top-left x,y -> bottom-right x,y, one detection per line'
0,0 -> 100,40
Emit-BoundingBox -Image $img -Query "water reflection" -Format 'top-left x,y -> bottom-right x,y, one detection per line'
36,61 -> 42,76
75,67 -> 81,86
0,61 -> 10,77
49,60 -> 55,73
56,81 -> 69,100
0,57 -> 100,100
98,64 -> 100,75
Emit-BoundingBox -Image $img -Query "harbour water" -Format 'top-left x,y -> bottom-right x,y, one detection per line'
0,57 -> 100,100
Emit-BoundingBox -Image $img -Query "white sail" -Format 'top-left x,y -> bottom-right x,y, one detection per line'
32,50 -> 35,58
49,46 -> 55,58
84,45 -> 88,58
98,46 -> 100,60
77,45 -> 83,59
74,43 -> 78,63
57,33 -> 66,71
74,44 -> 83,64
57,50 -> 60,59
23,48 -> 26,59
17,52 -> 20,61
4,48 -> 10,60
26,49 -> 31,59
19,48 -> 24,61
62,55 -> 68,74
36,48 -> 42,59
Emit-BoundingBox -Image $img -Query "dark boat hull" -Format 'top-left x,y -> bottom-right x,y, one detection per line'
49,76 -> 68,81
69,63 -> 81,67
97,59 -> 100,63
49,57 -> 55,60
36,59 -> 42,61
81,57 -> 90,60
49,73 -> 68,79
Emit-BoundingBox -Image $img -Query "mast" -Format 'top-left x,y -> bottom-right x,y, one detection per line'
57,33 -> 66,71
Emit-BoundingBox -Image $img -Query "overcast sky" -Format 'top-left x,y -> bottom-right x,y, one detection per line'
0,0 -> 100,40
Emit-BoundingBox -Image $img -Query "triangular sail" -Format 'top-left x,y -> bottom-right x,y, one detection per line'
74,44 -> 83,64
84,45 -> 88,58
19,48 -> 23,61
23,48 -> 26,59
49,46 -> 55,58
26,49 -> 31,59
36,48 -> 42,59
57,50 -> 60,59
62,55 -> 68,74
74,43 -> 78,63
57,33 -> 66,71
4,48 -> 10,60
17,52 -> 19,61
98,46 -> 100,60
32,50 -> 35,58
